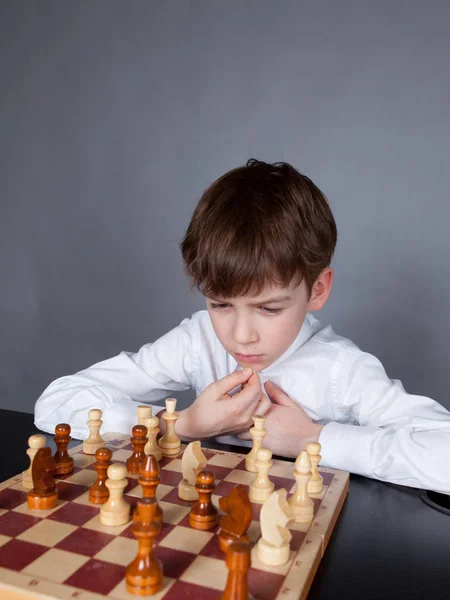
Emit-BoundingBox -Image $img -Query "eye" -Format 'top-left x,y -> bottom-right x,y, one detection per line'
210,302 -> 230,310
261,307 -> 283,315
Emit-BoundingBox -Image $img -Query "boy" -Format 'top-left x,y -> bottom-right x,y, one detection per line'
35,159 -> 450,493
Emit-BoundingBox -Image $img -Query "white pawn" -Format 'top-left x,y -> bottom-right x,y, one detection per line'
136,405 -> 162,461
144,417 -> 163,462
83,409 -> 106,455
249,447 -> 275,504
159,398 -> 181,456
289,451 -> 314,523
306,442 -> 323,494
245,414 -> 267,472
22,434 -> 47,489
136,405 -> 153,426
100,464 -> 130,526
257,489 -> 293,566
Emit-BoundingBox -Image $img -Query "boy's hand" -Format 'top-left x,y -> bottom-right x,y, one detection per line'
237,380 -> 323,458
176,368 -> 272,439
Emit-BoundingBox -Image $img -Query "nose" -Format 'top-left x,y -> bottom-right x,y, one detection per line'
232,315 -> 259,346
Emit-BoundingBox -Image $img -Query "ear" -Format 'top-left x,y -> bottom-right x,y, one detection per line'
308,268 -> 334,311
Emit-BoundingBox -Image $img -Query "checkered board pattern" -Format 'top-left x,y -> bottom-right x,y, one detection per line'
0,433 -> 349,600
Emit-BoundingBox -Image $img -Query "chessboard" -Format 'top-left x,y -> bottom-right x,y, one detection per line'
0,432 -> 349,600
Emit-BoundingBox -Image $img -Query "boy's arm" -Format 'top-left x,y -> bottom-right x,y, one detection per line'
320,350 -> 450,493
34,318 -> 193,439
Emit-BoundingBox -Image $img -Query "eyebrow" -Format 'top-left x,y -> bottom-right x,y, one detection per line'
208,295 -> 292,306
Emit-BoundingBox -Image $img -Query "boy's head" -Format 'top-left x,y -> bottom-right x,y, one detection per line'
180,159 -> 337,370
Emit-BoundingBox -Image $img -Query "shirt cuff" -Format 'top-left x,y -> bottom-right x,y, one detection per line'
318,421 -> 376,477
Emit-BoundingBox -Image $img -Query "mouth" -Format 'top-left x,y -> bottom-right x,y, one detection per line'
234,353 -> 264,363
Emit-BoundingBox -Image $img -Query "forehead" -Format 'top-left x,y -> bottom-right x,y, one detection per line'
207,281 -> 306,304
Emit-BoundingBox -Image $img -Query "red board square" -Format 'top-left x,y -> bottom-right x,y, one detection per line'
162,580 -> 221,599
290,529 -> 306,551
48,503 -> 99,527
214,480 -> 239,498
0,512 -> 41,537
56,481 -> 86,502
64,558 -> 125,595
204,464 -> 234,481
198,533 -> 224,560
0,539 -> 48,571
0,488 -> 28,510
124,477 -> 140,494
233,458 -> 248,470
270,475 -> 295,492
248,568 -> 285,600
56,527 -> 115,556
320,471 -> 334,486
154,546 -> 198,579
159,470 -> 183,487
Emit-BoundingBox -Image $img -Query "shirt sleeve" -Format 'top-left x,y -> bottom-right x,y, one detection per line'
319,349 -> 450,493
34,317 -> 194,439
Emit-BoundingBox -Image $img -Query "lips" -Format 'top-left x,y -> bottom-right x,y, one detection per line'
235,353 -> 264,363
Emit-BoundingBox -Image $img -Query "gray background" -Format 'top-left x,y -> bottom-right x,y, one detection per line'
1,1 -> 449,415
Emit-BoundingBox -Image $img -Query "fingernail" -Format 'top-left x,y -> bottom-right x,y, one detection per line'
242,367 -> 252,376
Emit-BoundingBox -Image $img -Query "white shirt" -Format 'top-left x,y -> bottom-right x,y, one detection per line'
34,311 -> 450,493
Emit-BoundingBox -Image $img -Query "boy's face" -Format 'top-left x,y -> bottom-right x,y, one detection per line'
205,275 -> 330,372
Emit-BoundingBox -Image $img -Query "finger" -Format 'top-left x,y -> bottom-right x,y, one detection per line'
253,393 -> 272,417
215,367 -> 253,397
264,381 -> 296,407
236,430 -> 252,440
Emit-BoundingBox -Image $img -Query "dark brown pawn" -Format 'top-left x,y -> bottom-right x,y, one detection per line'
189,470 -> 218,531
89,447 -> 113,504
126,498 -> 163,596
133,454 -> 163,523
218,485 -> 252,552
221,541 -> 254,600
126,425 -> 148,475
28,447 -> 58,510
53,423 -> 74,475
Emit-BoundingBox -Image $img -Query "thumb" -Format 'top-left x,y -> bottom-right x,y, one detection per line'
217,367 -> 253,396
264,381 -> 296,407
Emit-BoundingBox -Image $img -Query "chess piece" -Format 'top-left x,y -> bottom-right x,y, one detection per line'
159,398 -> 181,456
189,470 -> 218,530
126,498 -> 163,596
100,463 -> 130,526
133,454 -> 162,524
144,413 -> 163,461
221,541 -> 253,600
126,425 -> 148,474
83,409 -> 106,454
257,489 -> 293,565
248,447 -> 275,504
136,404 -> 153,425
136,405 -> 162,461
245,415 -> 267,472
178,441 -> 207,501
289,451 -> 314,523
89,447 -> 113,504
53,423 -> 74,475
218,485 -> 252,553
306,442 -> 323,494
22,434 -> 46,489
27,447 -> 58,510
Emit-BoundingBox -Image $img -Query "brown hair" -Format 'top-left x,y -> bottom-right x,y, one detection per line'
180,159 -> 337,298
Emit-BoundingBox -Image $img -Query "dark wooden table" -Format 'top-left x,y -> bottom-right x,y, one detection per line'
2,408 -> 449,600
